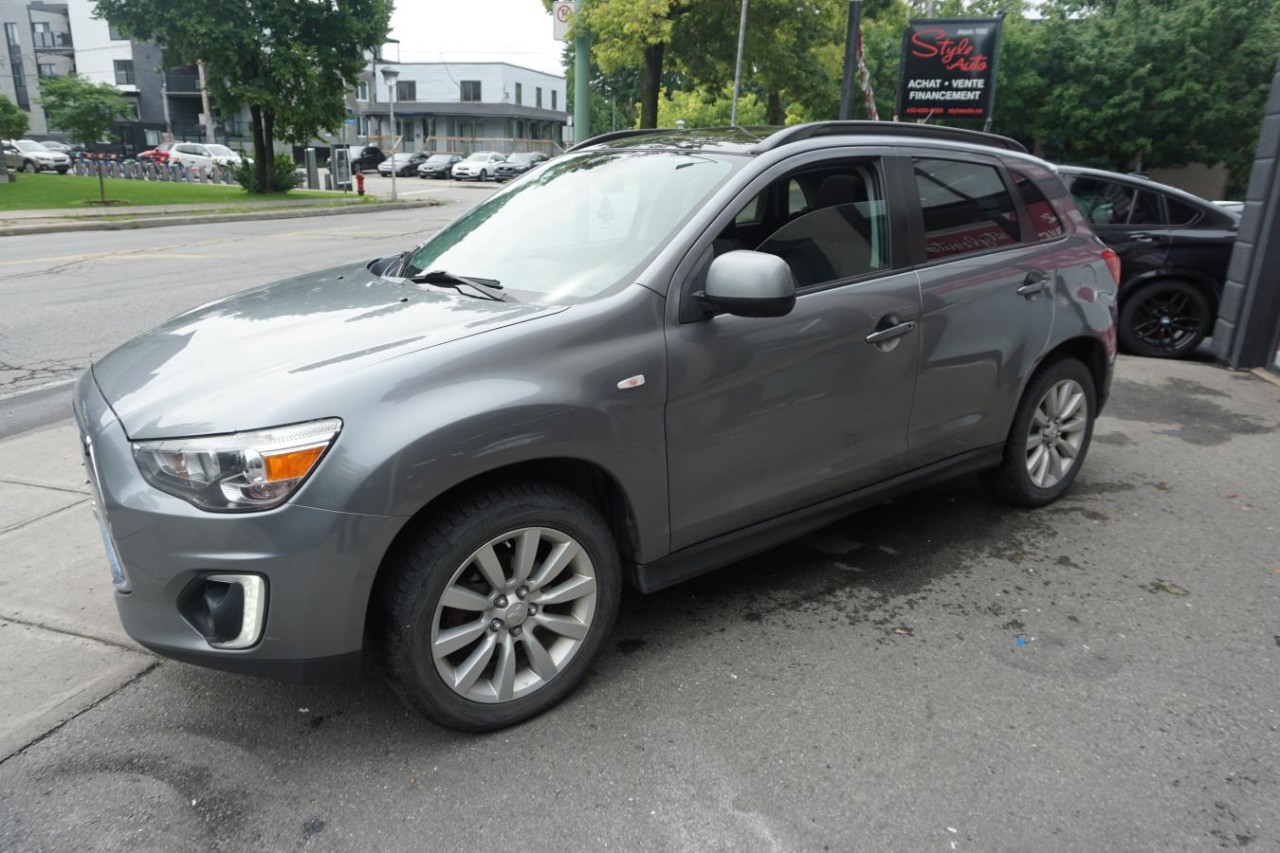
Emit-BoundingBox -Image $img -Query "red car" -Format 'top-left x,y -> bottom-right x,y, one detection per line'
137,142 -> 175,163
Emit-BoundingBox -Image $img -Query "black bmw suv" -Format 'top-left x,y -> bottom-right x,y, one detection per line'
1058,166 -> 1239,359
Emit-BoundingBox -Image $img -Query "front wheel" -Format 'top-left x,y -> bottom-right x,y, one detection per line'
23,160 -> 36,173
981,358 -> 1096,507
375,482 -> 621,732
1118,280 -> 1212,359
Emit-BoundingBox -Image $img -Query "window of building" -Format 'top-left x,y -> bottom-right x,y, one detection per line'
32,21 -> 48,34
5,23 -> 19,47
356,80 -> 368,101
108,25 -> 127,41
114,59 -> 135,85
145,128 -> 160,145
1009,169 -> 1065,241
396,80 -> 415,101
461,80 -> 481,102
551,89 -> 557,111
11,60 -> 25,87
515,82 -> 522,105
913,158 -> 1021,261
536,87 -> 543,108
38,63 -> 56,78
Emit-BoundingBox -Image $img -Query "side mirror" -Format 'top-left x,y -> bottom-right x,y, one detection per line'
698,250 -> 797,318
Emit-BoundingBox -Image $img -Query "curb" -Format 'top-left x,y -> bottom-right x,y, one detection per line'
0,198 -> 441,237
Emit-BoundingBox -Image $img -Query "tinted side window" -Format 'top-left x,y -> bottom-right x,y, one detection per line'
1009,169 -> 1065,241
913,158 -> 1020,261
1165,197 -> 1202,226
1070,177 -> 1137,225
1129,190 -> 1161,225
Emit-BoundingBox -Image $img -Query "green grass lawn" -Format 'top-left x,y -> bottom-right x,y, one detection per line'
0,173 -> 355,211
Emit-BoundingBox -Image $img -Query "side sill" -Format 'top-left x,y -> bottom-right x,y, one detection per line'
629,446 -> 1003,594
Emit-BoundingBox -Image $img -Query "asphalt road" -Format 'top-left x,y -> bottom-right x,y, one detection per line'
0,180 -> 495,438
1,187 -> 1278,850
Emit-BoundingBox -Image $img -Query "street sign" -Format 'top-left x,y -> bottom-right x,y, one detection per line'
552,1 -> 574,42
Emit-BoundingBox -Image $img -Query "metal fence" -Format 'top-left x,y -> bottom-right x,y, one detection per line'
70,158 -> 240,185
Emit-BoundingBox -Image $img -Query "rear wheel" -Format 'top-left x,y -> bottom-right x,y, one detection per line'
981,358 -> 1096,507
375,482 -> 621,732
1118,280 -> 1212,359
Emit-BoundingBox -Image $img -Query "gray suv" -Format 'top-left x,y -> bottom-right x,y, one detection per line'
74,123 -> 1118,731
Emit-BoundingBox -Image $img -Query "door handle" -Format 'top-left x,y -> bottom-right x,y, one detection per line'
1017,271 -> 1050,297
865,320 -> 916,345
1131,232 -> 1155,243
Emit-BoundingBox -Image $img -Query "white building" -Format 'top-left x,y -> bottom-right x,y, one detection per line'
346,61 -> 568,154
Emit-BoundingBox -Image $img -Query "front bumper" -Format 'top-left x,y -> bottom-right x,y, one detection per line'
72,370 -> 404,683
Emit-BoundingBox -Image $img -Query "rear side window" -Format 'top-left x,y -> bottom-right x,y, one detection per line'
1009,169 -> 1065,241
1129,190 -> 1161,225
1165,197 -> 1202,226
1070,177 -> 1151,225
913,158 -> 1021,261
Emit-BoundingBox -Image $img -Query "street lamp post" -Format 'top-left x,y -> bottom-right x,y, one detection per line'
381,66 -> 400,202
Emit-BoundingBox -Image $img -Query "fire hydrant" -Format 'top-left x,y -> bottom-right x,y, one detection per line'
355,172 -> 365,196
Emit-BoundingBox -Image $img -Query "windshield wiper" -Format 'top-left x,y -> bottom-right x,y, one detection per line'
412,269 -> 508,302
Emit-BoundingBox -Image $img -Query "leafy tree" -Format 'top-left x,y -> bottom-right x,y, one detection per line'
39,74 -> 131,202
656,86 -> 767,126
96,0 -> 392,193
0,94 -> 29,139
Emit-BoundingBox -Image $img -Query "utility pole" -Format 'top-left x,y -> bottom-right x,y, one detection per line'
574,1 -> 590,144
730,0 -> 749,126
839,1 -> 862,121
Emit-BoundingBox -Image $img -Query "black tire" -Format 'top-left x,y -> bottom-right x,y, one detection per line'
1117,280 -> 1212,359
374,481 -> 621,732
980,357 -> 1096,508
23,160 -> 36,173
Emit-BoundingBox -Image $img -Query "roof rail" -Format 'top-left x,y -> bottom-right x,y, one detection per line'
750,121 -> 1028,154
565,128 -> 671,153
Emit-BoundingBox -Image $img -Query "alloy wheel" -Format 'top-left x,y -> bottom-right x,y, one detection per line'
1025,378 -> 1088,489
1129,288 -> 1206,354
430,526 -> 598,704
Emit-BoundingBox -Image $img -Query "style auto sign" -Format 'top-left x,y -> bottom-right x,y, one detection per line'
896,17 -> 1003,122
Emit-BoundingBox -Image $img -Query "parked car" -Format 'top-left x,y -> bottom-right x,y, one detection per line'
2,139 -> 71,173
452,151 -> 505,181
494,151 -> 550,182
378,152 -> 429,177
1057,165 -> 1239,359
417,153 -> 463,179
137,142 -> 175,164
168,142 -> 248,170
37,139 -> 71,153
75,122 -> 1117,733
349,145 -> 387,173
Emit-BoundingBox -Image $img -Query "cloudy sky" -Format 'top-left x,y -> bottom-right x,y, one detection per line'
388,1 -> 567,76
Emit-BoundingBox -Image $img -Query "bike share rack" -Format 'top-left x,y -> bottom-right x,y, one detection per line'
71,157 -> 240,185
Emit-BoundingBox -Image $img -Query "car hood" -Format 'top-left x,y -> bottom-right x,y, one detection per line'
92,261 -> 566,439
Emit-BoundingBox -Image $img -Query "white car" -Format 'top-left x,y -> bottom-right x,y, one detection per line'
168,142 -> 249,170
451,151 -> 505,181
2,139 -> 71,173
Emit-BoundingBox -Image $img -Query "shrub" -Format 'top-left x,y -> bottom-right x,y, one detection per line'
232,154 -> 301,194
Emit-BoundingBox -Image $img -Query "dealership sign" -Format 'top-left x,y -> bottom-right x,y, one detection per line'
896,17 -> 1004,125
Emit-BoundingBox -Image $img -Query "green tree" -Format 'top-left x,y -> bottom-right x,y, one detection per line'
95,0 -> 392,193
39,74 -> 131,202
0,94 -> 29,139
656,86 -> 767,126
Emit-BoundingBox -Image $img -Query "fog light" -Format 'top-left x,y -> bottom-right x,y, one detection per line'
178,574 -> 267,650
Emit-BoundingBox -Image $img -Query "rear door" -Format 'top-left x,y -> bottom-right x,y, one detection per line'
1065,174 -> 1170,284
902,152 -> 1057,465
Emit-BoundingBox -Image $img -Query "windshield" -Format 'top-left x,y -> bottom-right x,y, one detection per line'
403,150 -> 740,303
207,145 -> 235,156
465,153 -> 490,162
506,154 -> 534,164
390,153 -> 417,162
426,155 -> 453,164
15,140 -> 48,152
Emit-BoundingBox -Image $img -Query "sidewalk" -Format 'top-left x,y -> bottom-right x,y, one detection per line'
0,194 -> 438,237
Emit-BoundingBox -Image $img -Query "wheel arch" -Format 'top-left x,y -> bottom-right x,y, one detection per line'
366,456 -> 644,634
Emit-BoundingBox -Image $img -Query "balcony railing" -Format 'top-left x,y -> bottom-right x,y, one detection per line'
164,72 -> 200,93
31,31 -> 72,50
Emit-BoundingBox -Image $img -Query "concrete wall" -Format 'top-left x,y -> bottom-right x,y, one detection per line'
1147,162 -> 1231,202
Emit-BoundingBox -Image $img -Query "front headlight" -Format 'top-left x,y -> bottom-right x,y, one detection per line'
132,418 -> 341,512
